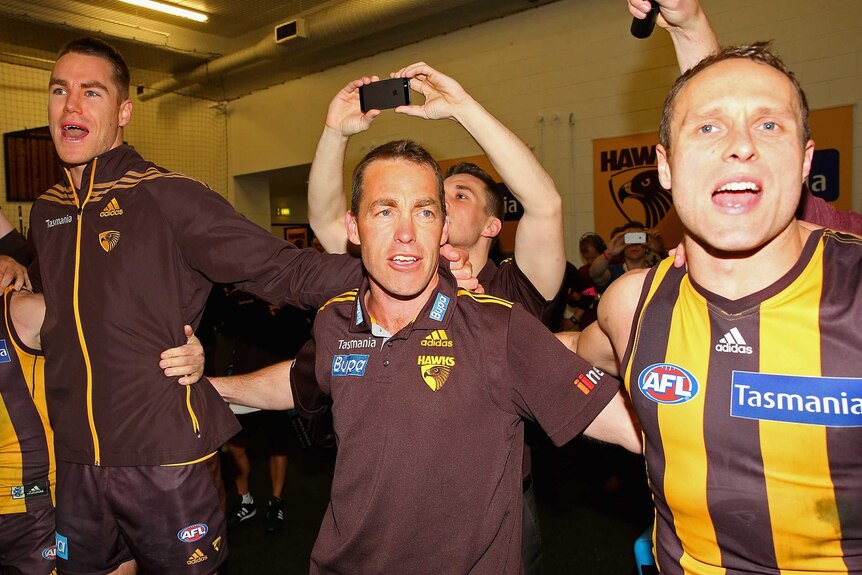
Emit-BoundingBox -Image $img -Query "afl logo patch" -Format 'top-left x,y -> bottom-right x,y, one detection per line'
177,523 -> 208,542
638,363 -> 699,405
42,545 -> 56,559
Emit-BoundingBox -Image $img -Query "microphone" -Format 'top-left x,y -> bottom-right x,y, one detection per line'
631,1 -> 660,39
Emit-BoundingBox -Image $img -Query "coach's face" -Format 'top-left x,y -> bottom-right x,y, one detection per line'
656,58 -> 814,254
347,158 -> 448,300
48,52 -> 131,180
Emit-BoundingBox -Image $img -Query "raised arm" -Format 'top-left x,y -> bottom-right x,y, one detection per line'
307,77 -> 382,253
628,0 -> 720,72
208,360 -> 296,411
394,62 -> 564,299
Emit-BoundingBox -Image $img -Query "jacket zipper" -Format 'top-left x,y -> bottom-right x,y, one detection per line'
66,161 -> 101,465
185,386 -> 201,438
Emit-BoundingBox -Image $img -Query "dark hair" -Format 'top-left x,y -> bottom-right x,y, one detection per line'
579,232 -> 607,254
350,140 -> 445,216
610,221 -> 646,237
659,42 -> 809,153
57,37 -> 131,100
445,162 -> 504,220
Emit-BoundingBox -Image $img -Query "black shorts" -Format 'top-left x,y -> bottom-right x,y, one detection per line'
0,506 -> 56,574
55,456 -> 227,575
229,410 -> 293,455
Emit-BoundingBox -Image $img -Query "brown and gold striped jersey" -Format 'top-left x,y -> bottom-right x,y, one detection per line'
622,229 -> 862,575
0,287 -> 54,514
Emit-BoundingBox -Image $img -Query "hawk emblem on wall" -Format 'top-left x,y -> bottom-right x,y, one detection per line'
608,167 -> 672,229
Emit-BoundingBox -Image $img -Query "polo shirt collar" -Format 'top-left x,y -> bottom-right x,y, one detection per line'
348,266 -> 459,337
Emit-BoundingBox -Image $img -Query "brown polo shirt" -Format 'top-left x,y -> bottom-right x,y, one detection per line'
291,269 -> 620,574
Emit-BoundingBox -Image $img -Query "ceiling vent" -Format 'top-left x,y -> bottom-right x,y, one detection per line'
274,19 -> 307,44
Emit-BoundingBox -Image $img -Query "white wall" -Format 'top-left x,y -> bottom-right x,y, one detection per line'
226,0 -> 862,259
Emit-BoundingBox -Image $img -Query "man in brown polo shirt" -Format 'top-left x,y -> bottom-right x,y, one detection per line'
210,140 -> 639,574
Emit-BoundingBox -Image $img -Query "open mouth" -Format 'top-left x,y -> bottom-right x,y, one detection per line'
62,124 -> 89,139
712,180 -> 761,210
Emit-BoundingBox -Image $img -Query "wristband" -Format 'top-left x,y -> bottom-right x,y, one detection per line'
603,250 -> 612,261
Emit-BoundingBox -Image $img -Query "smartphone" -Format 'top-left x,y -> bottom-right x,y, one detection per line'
624,232 -> 647,244
630,0 -> 660,39
359,78 -> 410,113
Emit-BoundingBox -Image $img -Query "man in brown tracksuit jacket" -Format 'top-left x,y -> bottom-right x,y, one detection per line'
31,37 -> 369,575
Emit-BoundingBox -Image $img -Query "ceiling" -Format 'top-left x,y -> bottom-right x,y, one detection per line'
0,0 -> 559,101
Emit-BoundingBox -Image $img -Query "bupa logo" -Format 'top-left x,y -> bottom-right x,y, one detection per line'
638,363 -> 699,405
177,523 -> 208,542
331,354 -> 369,377
429,293 -> 450,321
42,545 -> 56,560
55,533 -> 68,560
0,339 -> 10,363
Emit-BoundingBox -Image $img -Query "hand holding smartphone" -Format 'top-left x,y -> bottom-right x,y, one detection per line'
630,1 -> 660,39
624,232 -> 647,245
359,78 -> 411,113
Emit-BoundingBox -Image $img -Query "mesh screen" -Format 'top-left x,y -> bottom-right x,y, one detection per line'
0,58 -> 228,238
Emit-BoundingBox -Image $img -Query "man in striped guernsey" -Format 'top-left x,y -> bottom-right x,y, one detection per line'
0,286 -> 53,575
208,140 -> 640,574
577,43 -> 862,574
0,281 -> 204,575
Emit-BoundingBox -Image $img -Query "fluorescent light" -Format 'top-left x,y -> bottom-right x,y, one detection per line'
118,0 -> 209,22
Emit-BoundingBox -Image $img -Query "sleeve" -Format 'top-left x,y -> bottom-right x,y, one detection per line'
798,190 -> 862,235
0,229 -> 32,265
484,258 -> 558,327
155,178 -> 364,309
500,304 -> 621,447
290,336 -> 331,418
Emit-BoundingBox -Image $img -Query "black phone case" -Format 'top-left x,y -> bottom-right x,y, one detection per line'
359,78 -> 411,113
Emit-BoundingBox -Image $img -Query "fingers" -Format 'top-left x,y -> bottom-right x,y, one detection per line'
162,324 -> 205,383
393,104 -> 428,119
393,62 -> 430,79
628,0 -> 653,19
341,76 -> 379,95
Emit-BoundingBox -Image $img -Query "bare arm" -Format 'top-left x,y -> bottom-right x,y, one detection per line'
583,391 -> 642,453
555,330 -> 642,452
307,77 -> 382,253
209,360 -> 296,410
628,0 -> 720,72
589,232 -> 625,287
560,270 -> 652,451
0,210 -> 12,237
395,62 -> 565,299
8,290 -> 45,350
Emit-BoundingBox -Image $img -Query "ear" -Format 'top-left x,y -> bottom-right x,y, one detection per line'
346,212 -> 361,246
440,216 -> 450,246
801,139 -> 815,181
656,144 -> 672,190
480,216 -> 502,239
118,99 -> 132,128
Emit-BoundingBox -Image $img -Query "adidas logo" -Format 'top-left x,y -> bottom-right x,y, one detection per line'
100,198 -> 124,217
421,330 -> 453,347
715,327 -> 753,354
187,549 -> 208,565
26,484 -> 46,496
